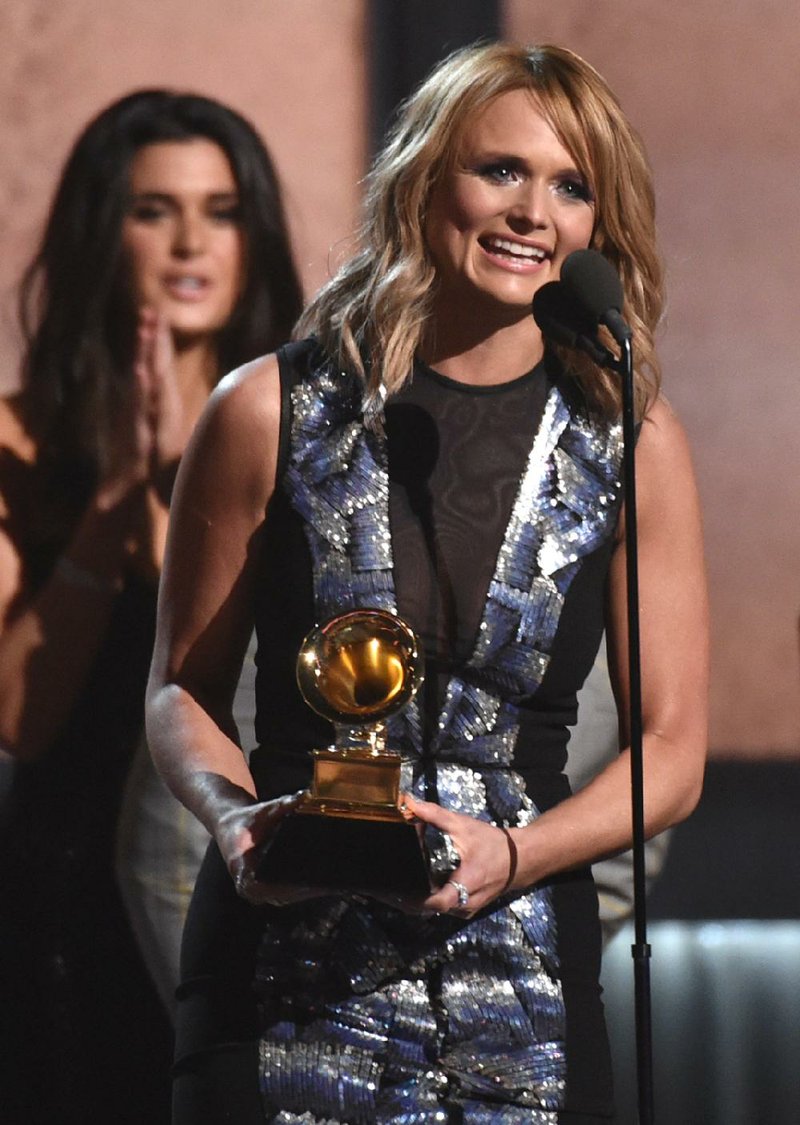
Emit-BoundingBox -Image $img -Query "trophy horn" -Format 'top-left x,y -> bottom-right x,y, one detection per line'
257,607 -> 431,895
296,608 -> 424,726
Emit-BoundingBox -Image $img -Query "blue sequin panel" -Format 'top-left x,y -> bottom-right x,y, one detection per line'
263,356 -> 624,1119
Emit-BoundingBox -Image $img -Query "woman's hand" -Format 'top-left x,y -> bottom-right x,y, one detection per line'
94,325 -> 153,513
214,794 -> 333,907
114,307 -> 208,576
386,796 -> 521,919
135,307 -> 199,497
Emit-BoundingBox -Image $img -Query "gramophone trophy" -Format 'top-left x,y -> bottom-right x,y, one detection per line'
256,608 -> 431,895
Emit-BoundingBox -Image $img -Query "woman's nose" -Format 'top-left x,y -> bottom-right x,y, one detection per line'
173,212 -> 205,257
507,180 -> 550,231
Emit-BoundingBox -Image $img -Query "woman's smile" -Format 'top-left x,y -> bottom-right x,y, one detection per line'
478,233 -> 551,271
162,272 -> 214,301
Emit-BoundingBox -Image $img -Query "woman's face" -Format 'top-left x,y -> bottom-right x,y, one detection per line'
425,89 -> 596,327
121,138 -> 245,345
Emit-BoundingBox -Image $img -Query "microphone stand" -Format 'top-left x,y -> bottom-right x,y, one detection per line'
605,336 -> 655,1125
534,275 -> 655,1120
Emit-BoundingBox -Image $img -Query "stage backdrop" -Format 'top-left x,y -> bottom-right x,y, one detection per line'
504,2 -> 800,758
1,0 -> 798,759
0,0 -> 367,375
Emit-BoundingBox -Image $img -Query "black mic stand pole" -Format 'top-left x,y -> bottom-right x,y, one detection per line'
612,336 -> 654,1125
533,275 -> 655,1120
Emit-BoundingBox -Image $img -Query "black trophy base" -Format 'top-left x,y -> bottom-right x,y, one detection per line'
256,810 -> 431,897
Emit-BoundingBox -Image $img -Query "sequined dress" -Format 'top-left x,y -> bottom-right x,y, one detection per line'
174,340 -> 623,1123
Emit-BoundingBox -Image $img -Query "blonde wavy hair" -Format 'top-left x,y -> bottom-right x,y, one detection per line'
297,41 -> 663,420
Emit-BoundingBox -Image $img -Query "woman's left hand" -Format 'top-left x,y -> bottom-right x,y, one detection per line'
134,307 -> 197,489
388,796 -> 521,919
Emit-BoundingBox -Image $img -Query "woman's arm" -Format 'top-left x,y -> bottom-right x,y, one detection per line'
0,397 -> 149,761
410,395 -> 708,914
0,316 -> 198,762
145,354 -> 299,897
520,396 -> 707,866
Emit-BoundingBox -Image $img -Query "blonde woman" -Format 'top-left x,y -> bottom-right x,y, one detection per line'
147,43 -> 707,1123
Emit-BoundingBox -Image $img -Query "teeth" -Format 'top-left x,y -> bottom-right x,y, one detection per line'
486,238 -> 546,260
170,277 -> 204,289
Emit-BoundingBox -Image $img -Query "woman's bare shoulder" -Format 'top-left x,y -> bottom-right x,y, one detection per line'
0,395 -> 35,459
0,396 -> 37,516
638,393 -> 694,464
204,353 -> 282,437
636,393 -> 702,533
0,398 -> 31,614
175,353 -> 283,515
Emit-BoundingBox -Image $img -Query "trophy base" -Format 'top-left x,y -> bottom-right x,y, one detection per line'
255,807 -> 431,897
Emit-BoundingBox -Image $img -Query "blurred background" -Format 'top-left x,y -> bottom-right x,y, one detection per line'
1,2 -> 798,1121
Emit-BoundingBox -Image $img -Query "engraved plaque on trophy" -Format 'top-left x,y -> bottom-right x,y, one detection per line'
256,608 -> 431,896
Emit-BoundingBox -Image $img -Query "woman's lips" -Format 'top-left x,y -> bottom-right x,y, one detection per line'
479,236 -> 550,271
162,275 -> 212,301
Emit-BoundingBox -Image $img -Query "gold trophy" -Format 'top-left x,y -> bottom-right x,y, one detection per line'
256,608 -> 431,895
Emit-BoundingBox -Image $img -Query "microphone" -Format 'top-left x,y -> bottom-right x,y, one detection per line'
532,281 -> 614,367
560,248 -> 632,344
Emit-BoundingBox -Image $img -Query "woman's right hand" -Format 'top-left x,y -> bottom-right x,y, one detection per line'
214,794 -> 331,907
90,316 -> 152,512
97,307 -> 189,508
135,307 -> 200,494
94,306 -> 201,578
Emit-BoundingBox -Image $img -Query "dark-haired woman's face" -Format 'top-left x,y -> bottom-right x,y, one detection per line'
121,139 -> 244,346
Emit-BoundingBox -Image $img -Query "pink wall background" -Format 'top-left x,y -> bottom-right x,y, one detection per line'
1,1 -> 798,757
505,2 -> 800,758
0,0 -> 367,382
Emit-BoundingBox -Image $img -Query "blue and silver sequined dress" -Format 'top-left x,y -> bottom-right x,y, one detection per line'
174,340 -> 623,1123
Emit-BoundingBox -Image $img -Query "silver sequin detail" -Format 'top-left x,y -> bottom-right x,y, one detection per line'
262,357 -> 624,1119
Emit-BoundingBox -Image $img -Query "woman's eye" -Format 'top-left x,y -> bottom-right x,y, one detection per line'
210,205 -> 242,224
478,162 -> 520,184
558,177 -> 594,203
129,202 -> 167,222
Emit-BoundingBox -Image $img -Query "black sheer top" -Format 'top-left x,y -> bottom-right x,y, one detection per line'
250,342 -> 614,813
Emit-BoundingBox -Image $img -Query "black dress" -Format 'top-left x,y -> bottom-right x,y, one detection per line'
174,339 -> 622,1123
0,576 -> 173,1124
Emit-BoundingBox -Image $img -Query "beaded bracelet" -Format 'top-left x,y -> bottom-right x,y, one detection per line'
498,826 -> 518,894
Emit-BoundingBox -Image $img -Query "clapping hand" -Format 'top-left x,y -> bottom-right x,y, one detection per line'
134,307 -> 198,500
95,306 -> 189,509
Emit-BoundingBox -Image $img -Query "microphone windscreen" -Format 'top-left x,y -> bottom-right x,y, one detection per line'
561,249 -> 624,320
532,282 -> 580,346
533,281 -> 618,366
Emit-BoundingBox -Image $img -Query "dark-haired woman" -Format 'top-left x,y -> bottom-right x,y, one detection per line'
0,89 -> 302,1123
